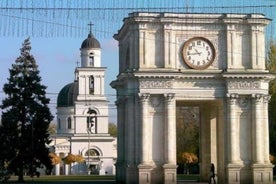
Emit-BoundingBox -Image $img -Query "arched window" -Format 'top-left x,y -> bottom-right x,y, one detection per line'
89,76 -> 94,94
85,149 -> 100,157
58,118 -> 61,130
67,117 -> 72,129
87,108 -> 97,134
89,52 -> 94,66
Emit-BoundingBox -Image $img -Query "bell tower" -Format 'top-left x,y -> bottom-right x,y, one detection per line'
55,25 -> 115,176
76,24 -> 106,101
73,26 -> 108,135
80,23 -> 101,68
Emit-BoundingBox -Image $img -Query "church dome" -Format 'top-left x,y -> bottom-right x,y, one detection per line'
81,32 -> 101,49
57,82 -> 78,107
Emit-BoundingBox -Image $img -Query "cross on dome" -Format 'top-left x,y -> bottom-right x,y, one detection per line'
88,22 -> 94,35
80,22 -> 101,49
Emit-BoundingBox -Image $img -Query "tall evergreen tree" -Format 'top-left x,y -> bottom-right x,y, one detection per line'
267,40 -> 276,158
0,38 -> 53,182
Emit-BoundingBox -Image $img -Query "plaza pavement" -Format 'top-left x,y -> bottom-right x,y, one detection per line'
8,179 -> 209,184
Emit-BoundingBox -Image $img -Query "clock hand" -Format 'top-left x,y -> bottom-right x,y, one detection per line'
189,52 -> 202,55
194,49 -> 202,55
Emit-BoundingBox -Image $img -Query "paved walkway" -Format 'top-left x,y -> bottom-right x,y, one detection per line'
7,180 -> 208,184
178,182 -> 207,184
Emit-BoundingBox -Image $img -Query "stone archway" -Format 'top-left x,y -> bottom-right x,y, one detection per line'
111,12 -> 274,184
176,101 -> 224,182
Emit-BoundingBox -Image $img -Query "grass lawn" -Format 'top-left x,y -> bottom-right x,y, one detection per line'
5,174 -> 275,183
7,175 -> 116,183
177,174 -> 200,181
6,175 -> 200,183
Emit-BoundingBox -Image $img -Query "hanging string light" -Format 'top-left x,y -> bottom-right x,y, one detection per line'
0,0 -> 274,38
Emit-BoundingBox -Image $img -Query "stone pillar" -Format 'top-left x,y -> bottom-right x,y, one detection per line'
164,24 -> 172,68
227,93 -> 240,164
226,24 -> 236,68
252,94 -> 264,164
263,95 -> 271,164
138,93 -> 153,184
139,93 -> 151,164
65,164 -> 69,175
100,75 -> 104,95
125,95 -> 137,182
163,93 -> 177,184
115,98 -> 126,183
165,93 -> 176,164
55,163 -> 60,175
226,93 -> 242,184
251,94 -> 273,184
251,25 -> 266,69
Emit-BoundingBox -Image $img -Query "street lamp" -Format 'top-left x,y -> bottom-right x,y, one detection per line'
87,107 -> 95,174
87,127 -> 91,174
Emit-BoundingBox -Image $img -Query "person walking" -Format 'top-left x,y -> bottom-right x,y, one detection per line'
209,163 -> 216,184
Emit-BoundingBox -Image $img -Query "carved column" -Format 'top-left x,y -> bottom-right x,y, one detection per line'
227,93 -> 239,164
55,163 -> 60,175
226,24 -> 236,68
252,94 -> 264,164
226,93 -> 242,184
139,93 -> 151,165
164,93 -> 176,164
138,93 -> 154,184
251,25 -> 265,69
163,93 -> 177,184
263,95 -> 271,163
164,24 -> 172,68
115,98 -> 126,182
251,26 -> 258,68
251,94 -> 273,184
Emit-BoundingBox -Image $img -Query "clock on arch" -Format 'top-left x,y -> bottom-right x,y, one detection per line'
182,37 -> 216,70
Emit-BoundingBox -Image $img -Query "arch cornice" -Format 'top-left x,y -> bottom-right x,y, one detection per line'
111,70 -> 275,90
222,70 -> 274,80
134,70 -> 224,80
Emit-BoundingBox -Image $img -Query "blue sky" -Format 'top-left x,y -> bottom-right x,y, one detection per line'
0,0 -> 276,123
0,36 -> 119,123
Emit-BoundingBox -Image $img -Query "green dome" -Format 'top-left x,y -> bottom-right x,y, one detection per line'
57,82 -> 78,107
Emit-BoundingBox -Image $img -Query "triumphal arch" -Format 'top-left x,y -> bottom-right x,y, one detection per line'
111,12 -> 274,184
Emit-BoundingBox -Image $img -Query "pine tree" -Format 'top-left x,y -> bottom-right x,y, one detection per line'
0,38 -> 53,182
267,40 -> 276,157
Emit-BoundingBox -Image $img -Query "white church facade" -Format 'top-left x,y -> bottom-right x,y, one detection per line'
52,30 -> 116,176
111,12 -> 274,184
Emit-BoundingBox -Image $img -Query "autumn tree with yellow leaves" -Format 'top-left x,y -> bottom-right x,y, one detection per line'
179,152 -> 198,174
63,153 -> 84,165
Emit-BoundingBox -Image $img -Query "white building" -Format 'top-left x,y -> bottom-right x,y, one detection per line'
52,30 -> 116,175
111,12 -> 274,184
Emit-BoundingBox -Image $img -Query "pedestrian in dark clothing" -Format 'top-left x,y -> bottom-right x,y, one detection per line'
209,163 -> 216,184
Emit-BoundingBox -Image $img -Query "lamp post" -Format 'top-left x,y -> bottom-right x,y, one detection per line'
87,127 -> 91,174
87,107 -> 94,174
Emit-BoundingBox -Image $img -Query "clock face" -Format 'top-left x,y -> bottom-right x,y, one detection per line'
182,37 -> 215,70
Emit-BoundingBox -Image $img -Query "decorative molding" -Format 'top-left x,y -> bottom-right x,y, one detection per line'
263,95 -> 271,103
252,93 -> 263,103
150,96 -> 162,108
55,145 -> 70,151
140,80 -> 172,88
115,98 -> 127,106
164,23 -> 172,30
139,23 -> 147,29
228,81 -> 260,89
227,93 -> 239,104
164,93 -> 175,102
138,93 -> 150,102
238,97 -> 250,108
